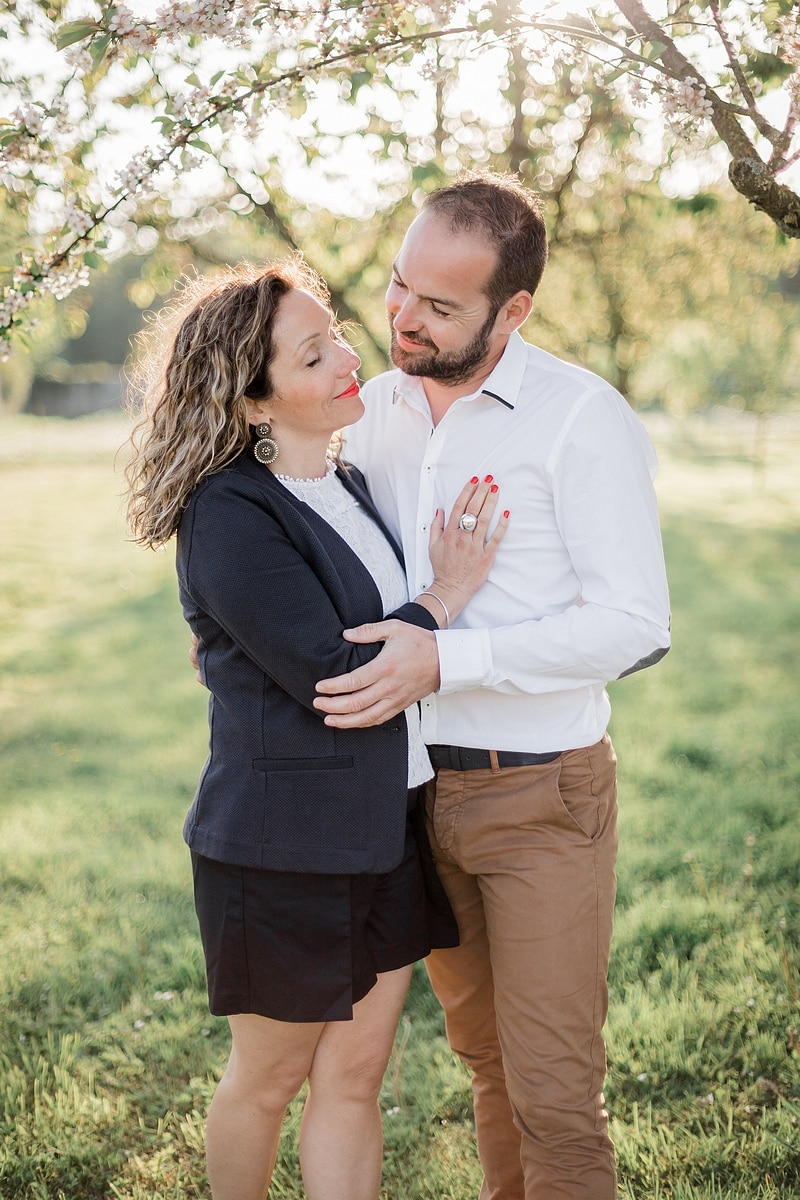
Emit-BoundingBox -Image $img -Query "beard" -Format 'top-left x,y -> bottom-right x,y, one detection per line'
390,308 -> 498,386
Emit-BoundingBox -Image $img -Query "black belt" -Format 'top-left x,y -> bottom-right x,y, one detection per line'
428,745 -> 561,771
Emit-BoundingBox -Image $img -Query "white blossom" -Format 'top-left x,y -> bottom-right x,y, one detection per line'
180,150 -> 205,171
628,75 -> 649,109
115,149 -> 166,194
63,44 -> 94,74
0,287 -> 30,329
171,87 -> 212,123
213,105 -> 240,132
788,72 -> 800,125
123,26 -> 157,55
64,203 -> 95,236
155,0 -> 237,41
777,14 -> 800,68
663,78 -> 714,123
105,3 -> 156,53
659,76 -> 714,140
419,56 -> 449,84
12,104 -> 44,137
107,4 -> 138,36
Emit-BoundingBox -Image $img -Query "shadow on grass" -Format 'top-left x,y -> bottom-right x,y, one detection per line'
2,511 -> 799,1198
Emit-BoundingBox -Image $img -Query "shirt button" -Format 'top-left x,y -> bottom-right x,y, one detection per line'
421,524 -> 428,532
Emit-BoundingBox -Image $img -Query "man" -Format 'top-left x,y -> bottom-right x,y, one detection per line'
313,171 -> 671,1200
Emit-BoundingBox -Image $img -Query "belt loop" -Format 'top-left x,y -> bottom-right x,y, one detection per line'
489,749 -> 502,775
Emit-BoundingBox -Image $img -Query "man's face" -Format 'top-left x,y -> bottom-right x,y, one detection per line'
386,210 -> 503,386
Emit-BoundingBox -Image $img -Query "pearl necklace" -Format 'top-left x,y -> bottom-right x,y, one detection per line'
276,460 -> 336,485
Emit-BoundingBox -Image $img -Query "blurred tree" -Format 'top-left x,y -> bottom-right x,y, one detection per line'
4,1 -> 799,427
0,190 -> 89,408
2,0 -> 800,351
630,196 -> 800,424
502,42 -> 800,416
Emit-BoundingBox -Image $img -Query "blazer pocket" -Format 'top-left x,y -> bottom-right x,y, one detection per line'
253,756 -> 354,772
253,757 -> 364,850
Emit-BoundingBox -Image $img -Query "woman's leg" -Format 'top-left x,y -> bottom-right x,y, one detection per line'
299,965 -> 413,1200
205,1012 -> 324,1200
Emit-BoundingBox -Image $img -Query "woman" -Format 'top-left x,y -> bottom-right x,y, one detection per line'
125,258 -> 506,1200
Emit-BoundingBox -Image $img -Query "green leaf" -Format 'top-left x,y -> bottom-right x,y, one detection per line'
760,1 -> 793,31
396,12 -> 419,37
114,93 -> 145,110
90,33 -> 111,70
188,139 -> 213,154
674,193 -> 719,215
56,20 -> 100,50
743,51 -> 794,90
644,40 -> 667,62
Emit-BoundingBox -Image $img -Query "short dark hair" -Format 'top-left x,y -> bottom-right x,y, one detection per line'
422,171 -> 548,311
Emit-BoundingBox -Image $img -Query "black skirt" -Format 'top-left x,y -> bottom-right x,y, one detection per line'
191,793 -> 458,1022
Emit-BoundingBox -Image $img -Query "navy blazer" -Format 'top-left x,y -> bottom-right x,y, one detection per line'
176,450 -> 438,874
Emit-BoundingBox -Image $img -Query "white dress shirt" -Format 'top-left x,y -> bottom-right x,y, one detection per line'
344,331 -> 671,754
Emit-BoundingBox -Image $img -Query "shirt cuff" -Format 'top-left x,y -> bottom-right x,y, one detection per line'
435,628 -> 492,693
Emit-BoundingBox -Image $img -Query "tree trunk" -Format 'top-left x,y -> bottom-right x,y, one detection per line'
614,0 -> 800,238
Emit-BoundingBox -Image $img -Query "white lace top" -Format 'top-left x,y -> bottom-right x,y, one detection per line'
277,462 -> 433,787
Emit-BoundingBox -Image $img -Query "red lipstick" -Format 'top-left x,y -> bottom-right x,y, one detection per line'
336,381 -> 361,399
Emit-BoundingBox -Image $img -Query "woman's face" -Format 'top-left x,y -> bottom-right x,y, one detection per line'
261,289 -> 363,439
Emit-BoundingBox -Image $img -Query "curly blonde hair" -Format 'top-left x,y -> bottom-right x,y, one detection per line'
125,257 -> 331,548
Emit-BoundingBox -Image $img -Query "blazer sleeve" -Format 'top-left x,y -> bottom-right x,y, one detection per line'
180,475 -> 436,712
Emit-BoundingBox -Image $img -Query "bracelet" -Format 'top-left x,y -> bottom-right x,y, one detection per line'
422,589 -> 450,629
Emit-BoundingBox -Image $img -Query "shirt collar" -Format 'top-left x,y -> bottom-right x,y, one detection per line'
392,330 -> 527,413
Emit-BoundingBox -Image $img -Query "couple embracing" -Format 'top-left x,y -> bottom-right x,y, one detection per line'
126,170 -> 670,1200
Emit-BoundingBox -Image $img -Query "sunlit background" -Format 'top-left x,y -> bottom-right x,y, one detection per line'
3,1 -> 799,422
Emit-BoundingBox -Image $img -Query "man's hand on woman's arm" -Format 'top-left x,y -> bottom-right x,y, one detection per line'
314,621 -> 440,728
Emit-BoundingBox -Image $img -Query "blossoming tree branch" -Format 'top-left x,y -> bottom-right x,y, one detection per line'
2,0 -> 799,349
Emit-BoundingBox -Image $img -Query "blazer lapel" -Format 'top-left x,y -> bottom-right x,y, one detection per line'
234,452 -> 390,619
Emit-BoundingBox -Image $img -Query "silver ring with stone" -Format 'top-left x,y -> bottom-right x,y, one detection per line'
459,513 -> 479,533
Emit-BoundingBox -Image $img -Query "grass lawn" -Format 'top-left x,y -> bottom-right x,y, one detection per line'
0,411 -> 798,1199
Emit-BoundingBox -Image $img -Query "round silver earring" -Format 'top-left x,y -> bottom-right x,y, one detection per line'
253,421 -> 279,465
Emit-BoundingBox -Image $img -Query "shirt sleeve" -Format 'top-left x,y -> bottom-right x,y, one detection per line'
183,479 -> 436,713
436,389 -> 671,696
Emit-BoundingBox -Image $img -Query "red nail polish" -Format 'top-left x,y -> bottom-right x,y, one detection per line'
484,474 -> 493,483
503,510 -> 510,518
470,476 -> 479,484
490,484 -> 499,494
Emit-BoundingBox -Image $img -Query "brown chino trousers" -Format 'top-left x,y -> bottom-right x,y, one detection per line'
424,735 -> 619,1200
